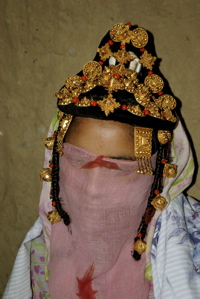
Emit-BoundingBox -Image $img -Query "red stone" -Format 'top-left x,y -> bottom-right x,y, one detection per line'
114,73 -> 121,78
73,97 -> 79,103
81,75 -> 87,81
148,71 -> 153,75
126,22 -> 132,26
91,100 -> 97,106
161,159 -> 167,164
154,189 -> 160,195
140,47 -> 145,52
121,104 -> 127,110
52,201 -> 57,207
98,61 -> 104,65
158,91 -> 164,96
137,233 -> 142,238
144,109 -> 150,115
120,45 -> 126,49
108,40 -> 114,45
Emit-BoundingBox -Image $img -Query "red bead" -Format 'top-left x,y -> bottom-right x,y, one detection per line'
126,22 -> 132,27
52,201 -> 56,207
81,75 -> 87,81
154,189 -> 160,195
98,60 -> 104,65
158,91 -> 164,96
120,45 -> 126,49
121,104 -> 127,110
108,39 -> 114,45
73,97 -> 79,103
52,132 -> 57,138
49,163 -> 54,168
161,159 -> 167,164
137,233 -> 142,238
148,71 -> 153,75
140,47 -> 145,52
114,73 -> 121,78
67,88 -> 71,92
144,109 -> 150,115
91,100 -> 97,106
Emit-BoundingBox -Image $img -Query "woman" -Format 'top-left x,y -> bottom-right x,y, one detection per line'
4,22 -> 200,299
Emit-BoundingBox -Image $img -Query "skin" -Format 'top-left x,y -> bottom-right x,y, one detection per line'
64,117 -> 135,160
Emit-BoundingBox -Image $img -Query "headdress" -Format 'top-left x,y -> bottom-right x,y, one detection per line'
40,22 -> 180,261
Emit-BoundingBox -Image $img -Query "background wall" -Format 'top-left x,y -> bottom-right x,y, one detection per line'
0,0 -> 199,295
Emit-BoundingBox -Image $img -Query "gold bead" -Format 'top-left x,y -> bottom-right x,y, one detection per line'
44,137 -> 55,150
133,239 -> 147,254
47,210 -> 62,224
40,168 -> 52,182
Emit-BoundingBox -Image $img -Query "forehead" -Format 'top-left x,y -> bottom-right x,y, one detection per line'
65,117 -> 135,159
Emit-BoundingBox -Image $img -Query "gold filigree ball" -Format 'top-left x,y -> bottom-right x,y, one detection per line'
133,239 -> 147,254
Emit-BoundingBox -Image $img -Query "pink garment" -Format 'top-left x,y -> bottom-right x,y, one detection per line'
49,143 -> 156,299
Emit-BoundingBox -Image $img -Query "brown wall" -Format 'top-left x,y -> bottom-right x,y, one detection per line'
1,0 -> 200,295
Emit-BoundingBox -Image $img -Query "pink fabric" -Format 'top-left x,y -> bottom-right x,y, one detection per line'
48,143 -> 156,299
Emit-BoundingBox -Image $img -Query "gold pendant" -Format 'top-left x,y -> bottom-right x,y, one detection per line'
151,194 -> 168,210
163,163 -> 177,178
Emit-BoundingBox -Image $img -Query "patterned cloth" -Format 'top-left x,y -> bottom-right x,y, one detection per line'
3,113 -> 200,298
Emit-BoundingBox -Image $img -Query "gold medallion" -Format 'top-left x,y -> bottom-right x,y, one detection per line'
131,28 -> 148,48
151,194 -> 168,210
163,163 -> 177,178
83,61 -> 102,80
144,74 -> 164,93
110,23 -> 131,43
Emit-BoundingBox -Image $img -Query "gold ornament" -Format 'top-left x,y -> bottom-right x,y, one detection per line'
133,239 -> 147,254
131,28 -> 148,48
158,94 -> 176,110
134,127 -> 153,175
163,163 -> 177,178
98,94 -> 121,116
75,97 -> 92,107
110,23 -> 131,43
157,130 -> 171,144
127,105 -> 144,117
162,109 -> 177,122
151,194 -> 168,210
139,50 -> 157,70
40,168 -> 52,182
47,210 -> 62,224
44,137 -> 55,150
97,43 -> 113,61
55,23 -> 177,125
134,84 -> 151,106
65,75 -> 83,89
83,61 -> 102,80
56,114 -> 73,156
144,74 -> 164,93
113,49 -> 134,64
